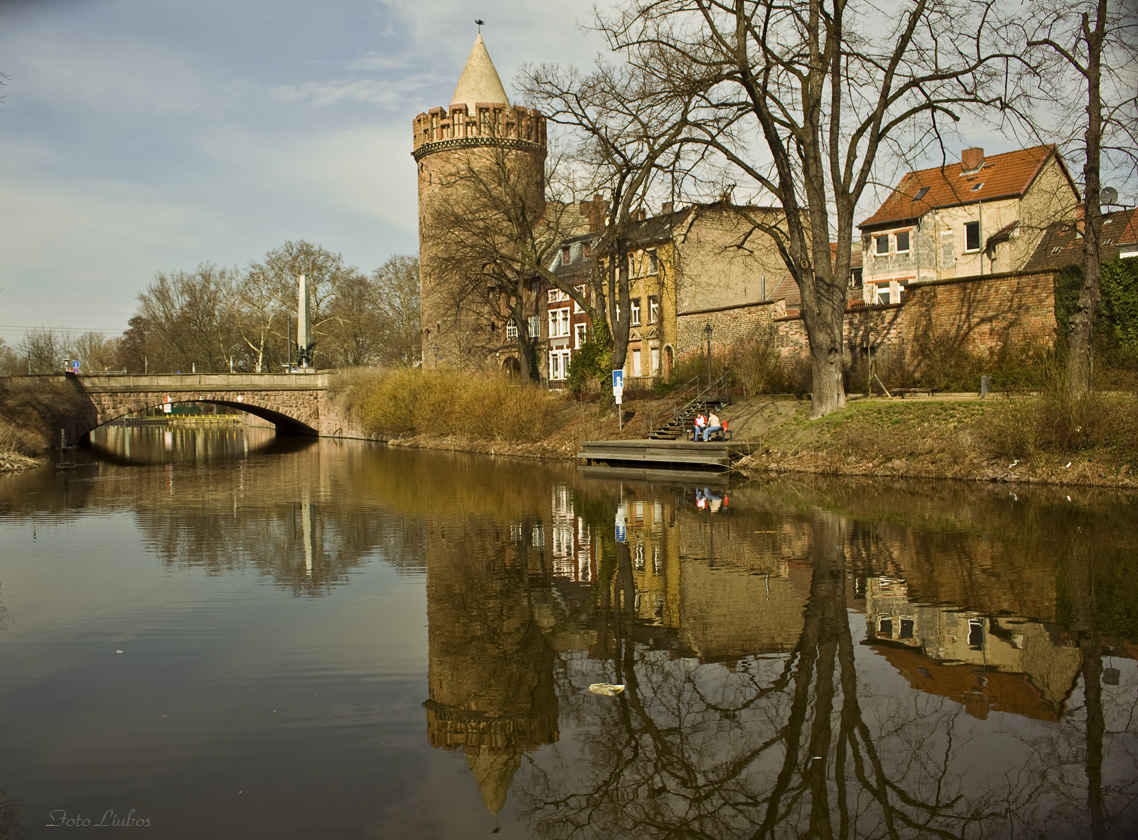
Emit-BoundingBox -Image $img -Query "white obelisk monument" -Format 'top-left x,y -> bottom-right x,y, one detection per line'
296,273 -> 311,370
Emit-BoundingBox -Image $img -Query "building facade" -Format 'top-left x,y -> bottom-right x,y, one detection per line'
858,145 -> 1080,305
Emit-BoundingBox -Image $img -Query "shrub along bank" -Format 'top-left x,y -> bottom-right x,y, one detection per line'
0,376 -> 97,472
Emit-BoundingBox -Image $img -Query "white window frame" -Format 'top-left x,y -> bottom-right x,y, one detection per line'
875,284 -> 891,306
647,249 -> 659,274
548,306 -> 570,338
505,320 -> 518,340
648,295 -> 660,324
894,230 -> 910,254
574,322 -> 587,349
650,345 -> 660,376
573,284 -> 585,313
548,348 -> 571,381
630,298 -> 642,327
631,348 -> 642,377
547,288 -> 567,303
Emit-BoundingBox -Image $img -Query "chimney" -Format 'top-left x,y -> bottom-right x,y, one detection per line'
961,147 -> 984,173
662,201 -> 674,215
583,196 -> 608,234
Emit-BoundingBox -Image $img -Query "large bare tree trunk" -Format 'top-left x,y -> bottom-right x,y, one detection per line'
1065,0 -> 1107,396
803,292 -> 848,417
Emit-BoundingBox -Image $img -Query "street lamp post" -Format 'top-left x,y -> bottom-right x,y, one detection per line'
703,322 -> 713,390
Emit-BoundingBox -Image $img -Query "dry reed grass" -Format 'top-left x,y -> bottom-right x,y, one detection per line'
336,367 -> 567,442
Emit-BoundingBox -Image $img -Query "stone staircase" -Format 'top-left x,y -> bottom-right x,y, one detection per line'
649,374 -> 730,440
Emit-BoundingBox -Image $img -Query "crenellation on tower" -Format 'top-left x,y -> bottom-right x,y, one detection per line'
412,102 -> 546,159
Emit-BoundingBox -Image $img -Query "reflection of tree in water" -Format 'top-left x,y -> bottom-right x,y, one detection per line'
519,508 -> 1138,839
0,790 -> 22,840
135,495 -> 405,596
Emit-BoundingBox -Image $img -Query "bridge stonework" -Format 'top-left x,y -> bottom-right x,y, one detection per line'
76,373 -> 343,437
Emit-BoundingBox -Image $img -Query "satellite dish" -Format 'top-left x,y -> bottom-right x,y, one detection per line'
1101,186 -> 1118,206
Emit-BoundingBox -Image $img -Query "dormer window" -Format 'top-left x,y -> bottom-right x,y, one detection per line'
914,186 -> 929,201
561,245 -> 571,263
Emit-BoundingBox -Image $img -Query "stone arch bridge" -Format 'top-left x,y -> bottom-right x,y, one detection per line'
11,373 -> 356,441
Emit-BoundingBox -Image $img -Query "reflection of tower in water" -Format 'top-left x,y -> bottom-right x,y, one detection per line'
424,520 -> 558,815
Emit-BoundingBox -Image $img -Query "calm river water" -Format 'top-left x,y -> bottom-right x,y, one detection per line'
1,424 -> 1137,838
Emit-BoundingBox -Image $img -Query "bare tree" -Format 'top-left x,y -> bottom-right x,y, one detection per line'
0,339 -> 22,376
248,241 -> 357,369
234,266 -> 284,373
71,331 -> 119,373
137,265 -> 240,372
1015,0 -> 1138,394
594,0 -> 1007,416
18,328 -> 69,374
372,255 -> 421,367
525,62 -> 704,372
430,140 -> 587,380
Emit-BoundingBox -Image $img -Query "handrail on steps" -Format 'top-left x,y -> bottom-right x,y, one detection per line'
649,371 -> 731,434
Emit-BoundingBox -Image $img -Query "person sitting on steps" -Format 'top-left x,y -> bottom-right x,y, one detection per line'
691,411 -> 706,441
702,410 -> 723,442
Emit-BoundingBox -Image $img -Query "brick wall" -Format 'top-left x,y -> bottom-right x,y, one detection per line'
768,270 -> 1057,364
677,299 -> 788,360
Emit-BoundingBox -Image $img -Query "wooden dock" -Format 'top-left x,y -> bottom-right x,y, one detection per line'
577,439 -> 752,472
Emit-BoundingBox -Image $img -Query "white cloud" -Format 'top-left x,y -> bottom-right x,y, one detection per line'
270,72 -> 442,109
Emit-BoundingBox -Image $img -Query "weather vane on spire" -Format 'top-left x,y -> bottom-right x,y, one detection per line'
475,18 -> 484,33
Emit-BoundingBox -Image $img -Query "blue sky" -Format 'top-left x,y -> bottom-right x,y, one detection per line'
0,0 -> 613,346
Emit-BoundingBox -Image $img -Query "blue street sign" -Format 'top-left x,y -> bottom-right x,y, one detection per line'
612,369 -> 623,391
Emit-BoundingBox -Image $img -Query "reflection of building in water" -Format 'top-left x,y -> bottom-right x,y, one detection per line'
623,497 -> 680,627
610,492 -> 814,661
864,577 -> 1082,720
550,484 -> 593,583
425,521 -> 559,815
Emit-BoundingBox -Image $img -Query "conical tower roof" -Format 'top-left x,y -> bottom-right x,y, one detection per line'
451,34 -> 510,114
465,747 -> 522,815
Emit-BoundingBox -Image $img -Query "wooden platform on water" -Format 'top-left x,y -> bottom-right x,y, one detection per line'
577,439 -> 754,472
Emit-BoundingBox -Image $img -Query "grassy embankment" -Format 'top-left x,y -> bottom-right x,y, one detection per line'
735,388 -> 1138,488
0,376 -> 96,473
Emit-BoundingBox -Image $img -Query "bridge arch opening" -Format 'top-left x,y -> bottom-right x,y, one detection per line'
91,400 -> 318,438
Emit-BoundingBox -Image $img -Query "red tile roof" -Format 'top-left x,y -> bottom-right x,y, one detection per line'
860,145 -> 1071,230
1025,206 -> 1138,271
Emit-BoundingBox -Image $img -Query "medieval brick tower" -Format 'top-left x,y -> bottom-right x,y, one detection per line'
412,34 -> 547,368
